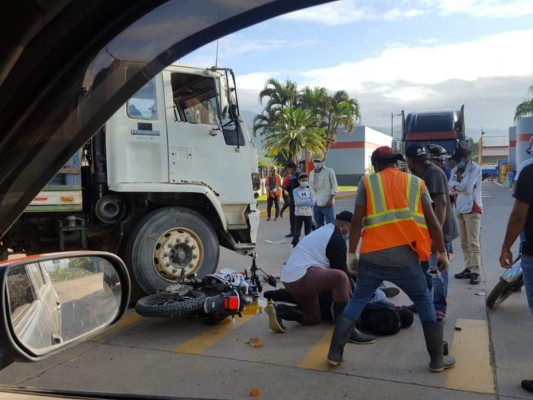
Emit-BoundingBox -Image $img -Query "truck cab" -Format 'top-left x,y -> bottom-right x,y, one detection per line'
2,64 -> 260,299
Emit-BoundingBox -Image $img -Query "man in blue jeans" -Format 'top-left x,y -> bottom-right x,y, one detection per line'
499,162 -> 533,394
405,143 -> 459,320
308,153 -> 338,228
327,146 -> 455,372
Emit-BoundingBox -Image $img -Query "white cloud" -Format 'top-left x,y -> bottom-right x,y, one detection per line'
281,0 -> 533,25
298,29 -> 533,90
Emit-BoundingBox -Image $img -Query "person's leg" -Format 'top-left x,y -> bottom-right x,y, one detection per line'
274,196 -> 280,219
521,254 -> 533,316
266,197 -> 273,220
313,206 -> 324,228
323,206 -> 335,225
285,267 -> 351,325
289,201 -> 296,235
280,196 -> 289,217
291,217 -> 304,247
455,213 -> 472,278
303,216 -> 312,236
464,213 -> 482,277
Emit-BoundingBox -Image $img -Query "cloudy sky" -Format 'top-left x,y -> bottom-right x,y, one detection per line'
180,0 -> 533,140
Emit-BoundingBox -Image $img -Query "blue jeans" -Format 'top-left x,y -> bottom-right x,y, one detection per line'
522,253 -> 533,316
313,205 -> 334,228
343,260 -> 436,323
423,253 -> 448,317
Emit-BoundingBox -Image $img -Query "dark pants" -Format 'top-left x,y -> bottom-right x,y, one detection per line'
291,216 -> 312,247
267,196 -> 280,218
284,267 -> 352,325
280,195 -> 290,216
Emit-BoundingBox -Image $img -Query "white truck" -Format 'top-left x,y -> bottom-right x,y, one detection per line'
1,64 -> 260,300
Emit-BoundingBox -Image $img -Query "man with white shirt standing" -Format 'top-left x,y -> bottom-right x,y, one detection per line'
448,146 -> 483,285
309,153 -> 338,228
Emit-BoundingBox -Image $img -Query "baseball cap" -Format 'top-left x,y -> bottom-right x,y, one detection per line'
335,211 -> 353,222
450,146 -> 470,161
405,142 -> 430,161
371,146 -> 404,163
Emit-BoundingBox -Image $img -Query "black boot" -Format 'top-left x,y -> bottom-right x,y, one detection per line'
422,321 -> 456,372
333,302 -> 375,345
265,300 -> 303,333
327,315 -> 355,366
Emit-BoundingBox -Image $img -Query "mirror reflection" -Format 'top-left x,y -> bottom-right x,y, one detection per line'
6,256 -> 121,355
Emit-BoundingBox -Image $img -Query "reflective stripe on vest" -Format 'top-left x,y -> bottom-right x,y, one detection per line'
361,168 -> 430,261
364,173 -> 427,229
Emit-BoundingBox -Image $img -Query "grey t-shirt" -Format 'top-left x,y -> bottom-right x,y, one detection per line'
420,163 -> 459,242
356,177 -> 432,267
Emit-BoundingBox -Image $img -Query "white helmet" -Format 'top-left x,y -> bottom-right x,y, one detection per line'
427,144 -> 448,162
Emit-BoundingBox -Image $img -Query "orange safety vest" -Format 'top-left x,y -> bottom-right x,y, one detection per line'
266,174 -> 282,197
360,168 -> 431,262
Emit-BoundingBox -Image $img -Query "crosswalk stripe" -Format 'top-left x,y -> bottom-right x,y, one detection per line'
174,314 -> 255,354
297,327 -> 334,371
445,319 -> 495,394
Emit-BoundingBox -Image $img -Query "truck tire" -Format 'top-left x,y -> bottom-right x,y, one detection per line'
125,207 -> 220,295
135,294 -> 206,318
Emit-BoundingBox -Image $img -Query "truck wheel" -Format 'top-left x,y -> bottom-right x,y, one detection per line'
125,207 -> 219,295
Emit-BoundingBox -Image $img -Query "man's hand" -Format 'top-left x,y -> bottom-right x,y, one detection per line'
347,253 -> 359,273
499,249 -> 513,269
437,251 -> 449,272
326,198 -> 334,207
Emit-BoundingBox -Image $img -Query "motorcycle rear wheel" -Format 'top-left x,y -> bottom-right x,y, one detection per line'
135,294 -> 206,317
486,278 -> 521,310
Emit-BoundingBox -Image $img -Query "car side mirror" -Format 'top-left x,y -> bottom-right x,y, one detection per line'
0,251 -> 130,362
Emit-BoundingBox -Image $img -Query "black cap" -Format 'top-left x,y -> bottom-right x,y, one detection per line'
335,211 -> 353,222
450,146 -> 470,161
405,142 -> 430,161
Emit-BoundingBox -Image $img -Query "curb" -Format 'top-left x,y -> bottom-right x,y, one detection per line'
258,191 -> 356,218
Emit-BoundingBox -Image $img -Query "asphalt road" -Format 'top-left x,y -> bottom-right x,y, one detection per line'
1,182 -> 532,400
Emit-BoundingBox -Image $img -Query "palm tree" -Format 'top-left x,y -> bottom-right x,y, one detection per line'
514,85 -> 533,121
261,107 -> 326,164
253,79 -> 299,137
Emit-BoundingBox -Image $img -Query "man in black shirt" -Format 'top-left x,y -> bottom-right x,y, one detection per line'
499,163 -> 533,393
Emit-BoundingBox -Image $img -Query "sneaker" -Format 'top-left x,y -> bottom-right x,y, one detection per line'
469,273 -> 480,285
522,380 -> 533,393
285,232 -> 294,237
274,217 -> 278,221
266,217 -> 271,221
265,300 -> 286,333
454,268 -> 472,279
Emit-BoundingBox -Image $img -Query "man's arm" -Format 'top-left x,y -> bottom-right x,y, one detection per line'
431,193 -> 447,228
326,168 -> 338,207
452,162 -> 480,195
499,199 -> 529,267
422,201 -> 446,253
349,204 -> 365,254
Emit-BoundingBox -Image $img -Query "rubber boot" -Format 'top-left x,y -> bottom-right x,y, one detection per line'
333,302 -> 376,345
327,315 -> 355,366
422,321 -> 456,372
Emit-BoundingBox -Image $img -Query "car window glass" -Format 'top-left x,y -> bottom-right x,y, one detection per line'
171,72 -> 218,125
27,263 -> 47,293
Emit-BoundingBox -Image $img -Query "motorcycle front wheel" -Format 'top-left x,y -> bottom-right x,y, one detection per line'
135,293 -> 206,317
486,277 -> 522,310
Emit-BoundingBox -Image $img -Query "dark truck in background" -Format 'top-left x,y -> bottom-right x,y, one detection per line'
400,105 -> 472,158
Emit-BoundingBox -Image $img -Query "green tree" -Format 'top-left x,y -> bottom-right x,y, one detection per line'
261,107 -> 326,164
514,85 -> 533,121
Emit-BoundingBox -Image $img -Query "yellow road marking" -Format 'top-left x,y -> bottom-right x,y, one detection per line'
175,314 -> 255,354
445,319 -> 495,394
91,311 -> 145,342
297,327 -> 333,371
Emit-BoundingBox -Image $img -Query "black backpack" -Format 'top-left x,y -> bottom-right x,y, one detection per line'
357,301 -> 402,335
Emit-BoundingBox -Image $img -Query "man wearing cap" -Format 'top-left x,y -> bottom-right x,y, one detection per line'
405,143 -> 459,320
327,146 -> 455,373
309,154 -> 338,228
265,211 -> 375,344
448,146 -> 483,285
265,167 -> 282,221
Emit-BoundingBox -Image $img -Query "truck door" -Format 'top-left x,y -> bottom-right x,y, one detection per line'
163,68 -> 251,203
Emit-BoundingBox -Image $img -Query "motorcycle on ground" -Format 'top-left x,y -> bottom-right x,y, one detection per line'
135,253 -> 277,324
486,255 -> 523,309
